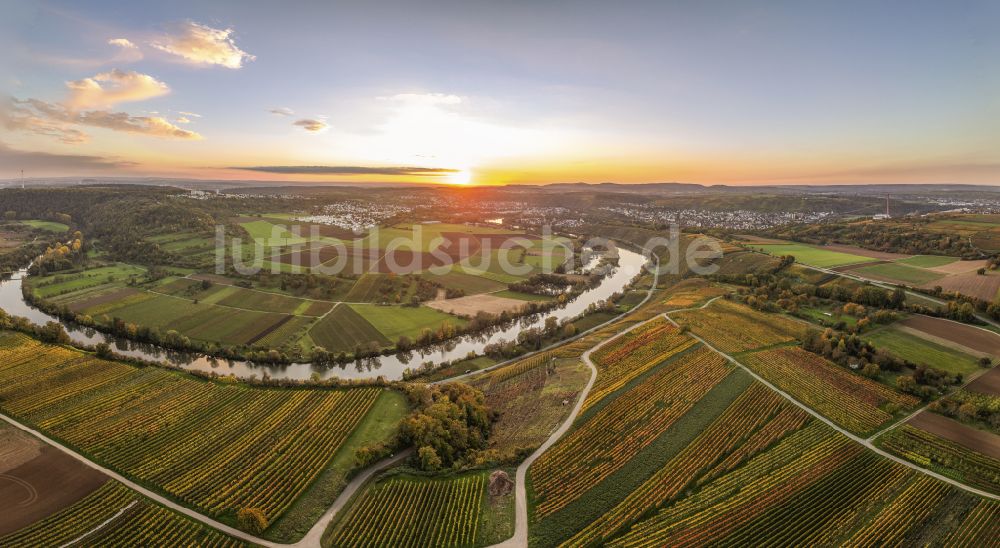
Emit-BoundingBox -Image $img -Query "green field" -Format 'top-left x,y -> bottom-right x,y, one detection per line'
308,304 -> 389,352
350,303 -> 467,341
865,326 -> 981,376
852,262 -> 945,285
429,270 -> 506,294
896,255 -> 958,268
240,219 -> 311,246
20,219 -> 70,232
31,264 -> 147,297
754,243 -> 878,268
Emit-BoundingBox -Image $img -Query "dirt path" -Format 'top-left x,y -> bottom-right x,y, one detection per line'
493,253 -> 661,548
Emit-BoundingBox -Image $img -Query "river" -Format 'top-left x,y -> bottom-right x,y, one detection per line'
0,247 -> 648,381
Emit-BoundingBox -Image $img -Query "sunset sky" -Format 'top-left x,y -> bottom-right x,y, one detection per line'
1,0 -> 998,186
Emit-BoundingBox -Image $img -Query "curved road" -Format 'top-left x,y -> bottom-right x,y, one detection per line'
492,254 -> 662,547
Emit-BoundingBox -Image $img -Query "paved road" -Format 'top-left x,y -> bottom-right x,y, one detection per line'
0,412 -> 412,547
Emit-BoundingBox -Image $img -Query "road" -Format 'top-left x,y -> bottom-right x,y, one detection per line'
492,254 -> 661,548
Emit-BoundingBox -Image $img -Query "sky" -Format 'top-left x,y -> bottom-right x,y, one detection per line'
1,0 -> 998,186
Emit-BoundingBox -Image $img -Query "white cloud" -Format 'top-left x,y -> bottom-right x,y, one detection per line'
270,107 -> 294,116
179,111 -> 202,118
108,38 -> 137,49
65,69 -> 169,110
3,97 -> 202,141
175,116 -> 191,124
293,118 -> 329,132
151,22 -> 255,69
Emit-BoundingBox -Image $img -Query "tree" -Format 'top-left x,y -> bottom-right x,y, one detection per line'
236,507 -> 268,534
418,446 -> 443,471
400,383 -> 495,470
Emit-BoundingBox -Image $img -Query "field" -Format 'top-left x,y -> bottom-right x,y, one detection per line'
752,242 -> 878,268
0,422 -> 108,536
561,383 -> 811,546
18,219 -> 70,233
0,332 -> 387,531
584,318 -> 697,410
607,420 -> 994,547
897,314 -> 1000,357
929,271 -> 1000,301
897,254 -> 959,268
350,303 -> 467,342
865,325 -> 982,376
529,347 -> 732,518
323,470 -> 512,547
741,347 -> 918,435
425,293 -> 527,316
0,481 -> 245,547
306,305 -> 387,354
671,298 -> 806,353
967,367 -> 1000,396
909,412 -> 1000,460
851,262 -> 945,285
878,424 -> 1000,494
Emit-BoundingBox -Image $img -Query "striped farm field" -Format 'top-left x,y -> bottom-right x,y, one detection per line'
308,304 -> 389,352
563,383 -> 811,546
741,347 -> 917,434
607,419 -> 999,547
583,318 -> 698,410
0,331 -> 384,528
878,425 -> 1000,494
529,347 -> 732,517
0,482 -> 244,547
671,299 -> 806,353
325,473 -> 493,547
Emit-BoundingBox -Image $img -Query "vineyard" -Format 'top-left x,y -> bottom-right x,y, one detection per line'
324,473 -> 493,547
741,347 -> 916,434
0,482 -> 244,547
670,299 -> 806,353
603,419 -> 998,547
529,347 -> 731,517
583,318 -> 697,411
878,425 -> 1000,494
0,332 -> 383,528
562,383 -> 811,546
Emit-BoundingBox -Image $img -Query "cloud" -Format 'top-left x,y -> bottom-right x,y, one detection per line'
293,118 -> 328,132
0,141 -> 133,172
151,21 -> 255,69
175,116 -> 191,124
66,69 -> 169,110
179,111 -> 201,118
270,107 -> 294,116
3,97 -> 202,141
229,165 -> 459,176
108,38 -> 137,49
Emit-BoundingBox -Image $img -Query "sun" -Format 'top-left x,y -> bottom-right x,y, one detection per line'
447,168 -> 473,185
